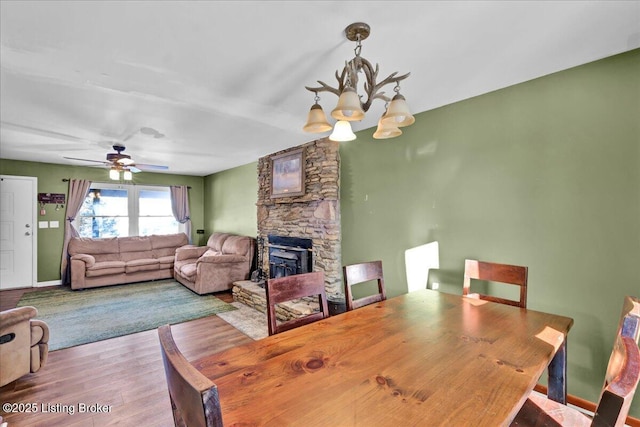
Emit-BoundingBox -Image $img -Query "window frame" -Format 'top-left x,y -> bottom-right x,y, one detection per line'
74,182 -> 184,237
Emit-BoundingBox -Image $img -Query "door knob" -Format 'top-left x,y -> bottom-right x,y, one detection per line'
25,224 -> 31,228
25,232 -> 31,236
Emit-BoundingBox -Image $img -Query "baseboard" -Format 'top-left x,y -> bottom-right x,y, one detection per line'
35,280 -> 62,288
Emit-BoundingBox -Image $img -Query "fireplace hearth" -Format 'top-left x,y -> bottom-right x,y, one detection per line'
268,235 -> 312,279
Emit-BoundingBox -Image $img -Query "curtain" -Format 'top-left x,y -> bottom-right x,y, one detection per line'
170,185 -> 192,243
60,179 -> 92,285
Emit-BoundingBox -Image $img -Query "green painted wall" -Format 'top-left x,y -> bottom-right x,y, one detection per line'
340,49 -> 639,415
0,159 -> 205,283
203,161 -> 258,242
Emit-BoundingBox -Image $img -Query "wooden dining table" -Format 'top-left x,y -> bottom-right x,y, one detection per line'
193,289 -> 574,426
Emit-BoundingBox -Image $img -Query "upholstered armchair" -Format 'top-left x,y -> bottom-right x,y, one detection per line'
174,232 -> 255,295
0,306 -> 49,387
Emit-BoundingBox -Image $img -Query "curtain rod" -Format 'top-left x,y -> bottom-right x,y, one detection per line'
61,179 -> 191,189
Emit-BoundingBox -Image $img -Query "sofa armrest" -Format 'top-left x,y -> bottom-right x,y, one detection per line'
0,306 -> 37,329
175,246 -> 208,261
70,253 -> 95,268
70,259 -> 87,289
198,254 -> 247,264
30,320 -> 49,346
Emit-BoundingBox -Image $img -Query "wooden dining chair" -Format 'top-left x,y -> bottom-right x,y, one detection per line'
266,271 -> 329,336
462,259 -> 528,308
511,296 -> 640,427
158,324 -> 223,427
343,260 -> 387,311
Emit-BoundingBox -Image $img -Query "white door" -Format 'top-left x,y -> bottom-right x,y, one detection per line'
0,175 -> 37,289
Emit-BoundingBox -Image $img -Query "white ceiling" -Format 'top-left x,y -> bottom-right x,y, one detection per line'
1,1 -> 639,176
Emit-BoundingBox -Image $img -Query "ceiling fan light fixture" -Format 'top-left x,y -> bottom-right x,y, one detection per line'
123,169 -> 133,181
109,167 -> 120,180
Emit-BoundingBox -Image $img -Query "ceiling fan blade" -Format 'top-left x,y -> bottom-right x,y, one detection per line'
129,166 -> 142,173
134,163 -> 169,171
63,156 -> 110,165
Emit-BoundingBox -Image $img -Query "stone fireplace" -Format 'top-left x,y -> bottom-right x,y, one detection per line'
256,138 -> 342,296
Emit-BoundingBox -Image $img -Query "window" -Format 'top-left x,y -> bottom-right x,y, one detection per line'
76,183 -> 182,238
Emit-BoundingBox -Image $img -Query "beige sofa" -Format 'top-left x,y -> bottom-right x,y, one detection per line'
0,306 -> 49,387
174,233 -> 255,295
68,233 -> 189,290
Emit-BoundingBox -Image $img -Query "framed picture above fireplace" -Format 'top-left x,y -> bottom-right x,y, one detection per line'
271,148 -> 305,198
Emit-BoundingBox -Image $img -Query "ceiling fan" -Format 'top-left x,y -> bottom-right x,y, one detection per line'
64,144 -> 169,177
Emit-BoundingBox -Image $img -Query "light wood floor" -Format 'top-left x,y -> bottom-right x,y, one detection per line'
0,287 -> 252,427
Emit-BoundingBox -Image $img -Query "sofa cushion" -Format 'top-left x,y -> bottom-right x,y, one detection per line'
125,258 -> 160,273
86,261 -> 125,277
174,259 -> 193,273
69,237 -> 119,255
151,233 -> 189,258
151,233 -> 188,249
118,236 -> 154,262
222,235 -> 251,257
175,246 -> 208,261
156,255 -> 175,269
207,233 -> 231,252
69,237 -> 120,262
179,263 -> 197,281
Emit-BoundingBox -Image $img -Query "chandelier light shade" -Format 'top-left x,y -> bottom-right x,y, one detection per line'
329,120 -> 357,142
304,22 -> 414,140
331,87 -> 365,121
303,103 -> 332,133
373,113 -> 402,139
382,93 -> 415,127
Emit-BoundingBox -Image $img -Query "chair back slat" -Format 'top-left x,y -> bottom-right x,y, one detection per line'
463,259 -> 528,308
158,325 -> 223,427
266,272 -> 329,335
343,261 -> 387,311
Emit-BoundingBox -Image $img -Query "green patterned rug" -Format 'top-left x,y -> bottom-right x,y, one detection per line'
17,280 -> 236,351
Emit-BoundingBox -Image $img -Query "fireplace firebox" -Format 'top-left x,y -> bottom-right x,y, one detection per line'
268,235 -> 312,279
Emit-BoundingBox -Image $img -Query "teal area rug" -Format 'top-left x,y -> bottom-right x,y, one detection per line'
17,280 -> 236,351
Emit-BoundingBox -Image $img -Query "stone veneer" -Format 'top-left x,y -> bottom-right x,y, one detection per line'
256,138 -> 342,296
232,280 -> 320,321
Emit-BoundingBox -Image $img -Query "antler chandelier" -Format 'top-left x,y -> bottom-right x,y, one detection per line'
303,22 -> 415,141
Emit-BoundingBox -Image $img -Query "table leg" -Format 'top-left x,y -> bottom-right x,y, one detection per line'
547,338 -> 567,404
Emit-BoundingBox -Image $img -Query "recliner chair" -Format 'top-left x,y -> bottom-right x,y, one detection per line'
0,306 -> 49,387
